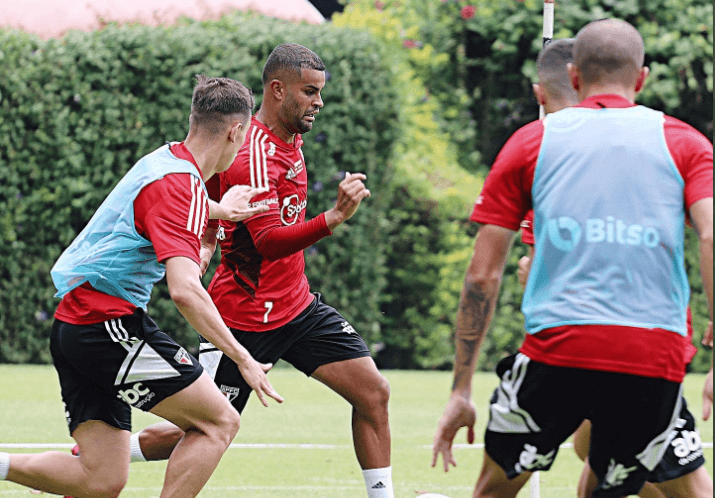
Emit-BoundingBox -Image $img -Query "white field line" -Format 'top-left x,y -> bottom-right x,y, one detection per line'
1,442 -> 712,449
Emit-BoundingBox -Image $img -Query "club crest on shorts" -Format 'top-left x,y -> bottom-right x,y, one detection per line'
220,385 -> 240,402
174,348 -> 192,365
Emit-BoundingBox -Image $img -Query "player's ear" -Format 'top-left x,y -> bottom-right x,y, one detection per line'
567,63 -> 580,91
229,121 -> 243,144
532,83 -> 546,106
268,79 -> 284,102
634,66 -> 649,93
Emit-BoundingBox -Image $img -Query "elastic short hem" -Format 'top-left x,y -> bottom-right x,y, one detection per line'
647,459 -> 705,483
302,351 -> 372,378
69,416 -> 132,436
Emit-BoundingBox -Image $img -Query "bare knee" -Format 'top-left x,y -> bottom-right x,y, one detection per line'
355,374 -> 390,418
83,473 -> 127,498
209,406 -> 241,446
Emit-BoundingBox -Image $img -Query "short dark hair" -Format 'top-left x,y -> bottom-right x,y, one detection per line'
574,19 -> 644,87
262,43 -> 325,85
536,38 -> 578,104
190,75 -> 254,136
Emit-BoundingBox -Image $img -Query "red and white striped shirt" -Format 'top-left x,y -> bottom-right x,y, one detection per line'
208,117 -> 332,332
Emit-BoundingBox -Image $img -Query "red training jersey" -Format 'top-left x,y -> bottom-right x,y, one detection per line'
471,94 -> 713,383
208,117 -> 332,332
54,143 -> 209,324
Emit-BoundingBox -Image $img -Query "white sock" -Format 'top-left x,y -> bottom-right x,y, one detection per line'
129,433 -> 147,463
363,467 -> 394,498
0,452 -> 10,480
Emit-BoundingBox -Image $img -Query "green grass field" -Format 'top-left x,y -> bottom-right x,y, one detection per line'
0,365 -> 711,497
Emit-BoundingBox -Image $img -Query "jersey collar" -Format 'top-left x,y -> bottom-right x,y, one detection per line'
169,142 -> 203,180
251,116 -> 304,150
576,94 -> 637,110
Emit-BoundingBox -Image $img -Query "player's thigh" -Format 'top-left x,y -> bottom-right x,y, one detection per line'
573,420 -> 592,462
654,466 -> 713,498
149,371 -> 238,434
484,353 -> 585,479
589,373 -> 682,498
311,357 -> 389,410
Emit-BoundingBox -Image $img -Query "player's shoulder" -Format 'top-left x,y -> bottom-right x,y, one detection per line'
662,115 -> 712,148
510,119 -> 545,142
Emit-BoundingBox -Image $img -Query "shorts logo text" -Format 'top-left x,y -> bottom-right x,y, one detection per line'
117,382 -> 155,408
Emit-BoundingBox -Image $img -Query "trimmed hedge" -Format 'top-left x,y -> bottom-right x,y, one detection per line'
0,13 -> 401,362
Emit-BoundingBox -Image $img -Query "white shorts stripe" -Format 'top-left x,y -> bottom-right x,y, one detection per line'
637,384 -> 685,471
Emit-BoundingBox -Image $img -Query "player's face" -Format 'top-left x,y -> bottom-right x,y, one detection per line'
281,68 -> 325,135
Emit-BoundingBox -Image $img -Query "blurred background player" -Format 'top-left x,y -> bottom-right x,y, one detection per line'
432,19 -> 713,498
518,37 -> 713,498
126,44 -> 395,498
0,75 -> 282,498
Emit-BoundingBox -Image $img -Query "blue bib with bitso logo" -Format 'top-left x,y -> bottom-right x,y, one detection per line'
51,144 -> 206,309
523,105 -> 688,336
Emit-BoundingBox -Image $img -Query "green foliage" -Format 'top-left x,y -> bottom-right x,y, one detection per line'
0,14 -> 401,362
342,0 -> 712,170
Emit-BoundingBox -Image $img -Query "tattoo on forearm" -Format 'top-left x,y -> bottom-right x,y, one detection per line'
451,281 -> 495,392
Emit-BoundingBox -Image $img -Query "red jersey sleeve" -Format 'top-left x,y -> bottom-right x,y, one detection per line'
663,116 -> 713,208
134,173 -> 208,265
470,120 -> 542,230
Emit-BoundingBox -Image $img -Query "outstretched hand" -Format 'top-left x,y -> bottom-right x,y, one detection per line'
431,395 -> 477,472
217,185 -> 269,222
325,172 -> 371,230
237,359 -> 284,408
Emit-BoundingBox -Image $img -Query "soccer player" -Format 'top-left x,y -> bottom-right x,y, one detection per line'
128,43 -> 395,498
432,18 -> 713,498
0,75 -> 282,498
519,37 -> 713,498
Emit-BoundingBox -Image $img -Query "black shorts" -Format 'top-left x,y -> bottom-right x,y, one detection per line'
648,396 -> 706,483
50,309 -> 203,434
485,353 -> 682,498
198,293 -> 371,413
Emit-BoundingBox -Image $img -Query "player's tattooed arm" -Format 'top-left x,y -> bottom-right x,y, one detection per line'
452,282 -> 495,394
450,224 -> 516,396
432,225 -> 514,472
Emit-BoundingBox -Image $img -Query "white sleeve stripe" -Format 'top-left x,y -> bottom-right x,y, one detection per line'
260,134 -> 269,190
196,185 -> 208,237
250,127 -> 268,190
186,175 -> 198,231
192,178 -> 204,236
249,127 -> 259,189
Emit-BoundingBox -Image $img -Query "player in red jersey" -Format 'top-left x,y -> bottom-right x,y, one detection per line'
516,37 -> 712,498
432,19 -> 712,498
0,76 -> 282,498
127,44 -> 395,498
